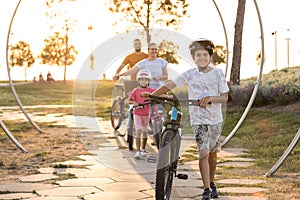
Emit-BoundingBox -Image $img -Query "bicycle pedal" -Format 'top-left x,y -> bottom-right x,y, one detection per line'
176,173 -> 188,180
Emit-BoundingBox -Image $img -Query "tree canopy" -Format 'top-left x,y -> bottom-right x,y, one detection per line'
107,0 -> 189,44
38,32 -> 78,70
9,41 -> 35,67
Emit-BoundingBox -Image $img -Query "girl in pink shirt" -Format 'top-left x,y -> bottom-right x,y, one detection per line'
128,70 -> 155,159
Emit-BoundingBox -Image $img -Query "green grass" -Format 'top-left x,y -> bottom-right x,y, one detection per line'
222,107 -> 300,172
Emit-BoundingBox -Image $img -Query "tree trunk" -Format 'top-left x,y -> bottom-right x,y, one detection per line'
64,29 -> 68,82
230,0 -> 246,85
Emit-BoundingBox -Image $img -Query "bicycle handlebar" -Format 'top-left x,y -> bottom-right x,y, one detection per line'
148,94 -> 206,107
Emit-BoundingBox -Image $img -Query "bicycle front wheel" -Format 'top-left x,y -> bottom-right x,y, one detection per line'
155,130 -> 177,200
110,98 -> 123,130
153,120 -> 162,149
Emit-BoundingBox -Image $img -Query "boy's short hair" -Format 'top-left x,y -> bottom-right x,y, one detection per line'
189,39 -> 214,56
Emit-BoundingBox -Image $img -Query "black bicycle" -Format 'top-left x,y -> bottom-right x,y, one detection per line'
148,94 -> 201,200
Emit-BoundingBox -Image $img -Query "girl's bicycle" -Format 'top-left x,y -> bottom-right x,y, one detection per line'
110,80 -> 137,150
110,79 -> 165,151
148,94 -> 201,200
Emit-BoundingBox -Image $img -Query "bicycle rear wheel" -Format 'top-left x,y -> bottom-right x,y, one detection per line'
155,130 -> 176,200
110,98 -> 123,130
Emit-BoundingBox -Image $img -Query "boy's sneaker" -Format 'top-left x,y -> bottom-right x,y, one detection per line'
141,149 -> 147,157
134,151 -> 141,159
210,182 -> 219,198
202,188 -> 212,200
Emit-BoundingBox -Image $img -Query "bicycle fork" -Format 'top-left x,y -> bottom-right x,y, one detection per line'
171,132 -> 188,180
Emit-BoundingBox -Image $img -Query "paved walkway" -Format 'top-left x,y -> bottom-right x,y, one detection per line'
0,113 -> 269,200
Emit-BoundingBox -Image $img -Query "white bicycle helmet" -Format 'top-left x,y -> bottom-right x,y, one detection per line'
136,69 -> 152,81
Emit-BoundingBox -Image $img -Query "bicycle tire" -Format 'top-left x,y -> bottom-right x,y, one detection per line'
110,98 -> 123,130
155,130 -> 176,200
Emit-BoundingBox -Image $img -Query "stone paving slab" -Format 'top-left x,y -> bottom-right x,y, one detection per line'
142,187 -> 202,199
18,173 -> 58,182
52,159 -> 98,166
0,183 -> 58,192
36,186 -> 101,197
38,167 -> 91,175
57,177 -> 115,187
218,197 -> 268,200
221,157 -> 256,162
110,172 -> 155,182
0,192 -> 37,200
83,191 -> 151,200
30,197 -> 79,200
217,161 -> 254,168
172,179 -> 203,187
99,181 -> 154,192
216,178 -> 267,185
218,148 -> 248,157
218,187 -> 267,194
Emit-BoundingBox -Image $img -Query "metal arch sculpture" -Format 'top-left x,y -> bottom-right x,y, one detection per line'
222,0 -> 265,147
0,120 -> 27,153
265,129 -> 300,177
212,0 -> 229,78
5,0 -> 42,133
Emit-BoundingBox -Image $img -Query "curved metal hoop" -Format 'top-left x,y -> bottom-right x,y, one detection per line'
265,129 -> 300,177
222,0 -> 264,147
0,120 -> 27,153
6,0 -> 42,134
212,0 -> 229,78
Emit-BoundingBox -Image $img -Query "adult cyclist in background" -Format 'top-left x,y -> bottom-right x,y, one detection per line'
114,38 -> 148,81
115,42 -> 169,145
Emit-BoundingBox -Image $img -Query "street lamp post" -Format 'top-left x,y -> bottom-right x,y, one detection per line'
286,29 -> 290,67
88,25 -> 94,71
271,31 -> 277,70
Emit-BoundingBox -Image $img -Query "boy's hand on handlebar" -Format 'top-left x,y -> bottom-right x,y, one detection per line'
199,96 -> 212,108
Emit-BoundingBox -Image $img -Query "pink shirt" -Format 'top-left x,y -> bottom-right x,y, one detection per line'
129,87 -> 155,116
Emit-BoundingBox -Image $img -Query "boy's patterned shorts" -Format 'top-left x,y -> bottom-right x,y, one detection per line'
192,123 -> 222,158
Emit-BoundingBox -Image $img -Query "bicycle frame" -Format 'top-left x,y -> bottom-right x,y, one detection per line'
150,103 -> 165,148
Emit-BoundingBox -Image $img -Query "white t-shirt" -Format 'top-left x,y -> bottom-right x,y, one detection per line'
173,67 -> 229,125
136,58 -> 168,88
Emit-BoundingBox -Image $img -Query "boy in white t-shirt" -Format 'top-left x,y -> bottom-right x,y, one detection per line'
142,39 -> 229,200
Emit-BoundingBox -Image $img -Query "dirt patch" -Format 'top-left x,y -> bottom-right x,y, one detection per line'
0,126 -> 89,182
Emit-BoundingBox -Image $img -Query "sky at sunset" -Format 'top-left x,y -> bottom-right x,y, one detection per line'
0,0 -> 299,81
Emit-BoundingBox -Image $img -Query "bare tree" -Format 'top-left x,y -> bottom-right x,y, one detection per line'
107,0 -> 189,44
230,0 -> 246,85
9,41 -> 35,81
44,0 -> 77,81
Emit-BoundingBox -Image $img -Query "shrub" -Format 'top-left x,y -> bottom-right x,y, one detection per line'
229,66 -> 300,107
